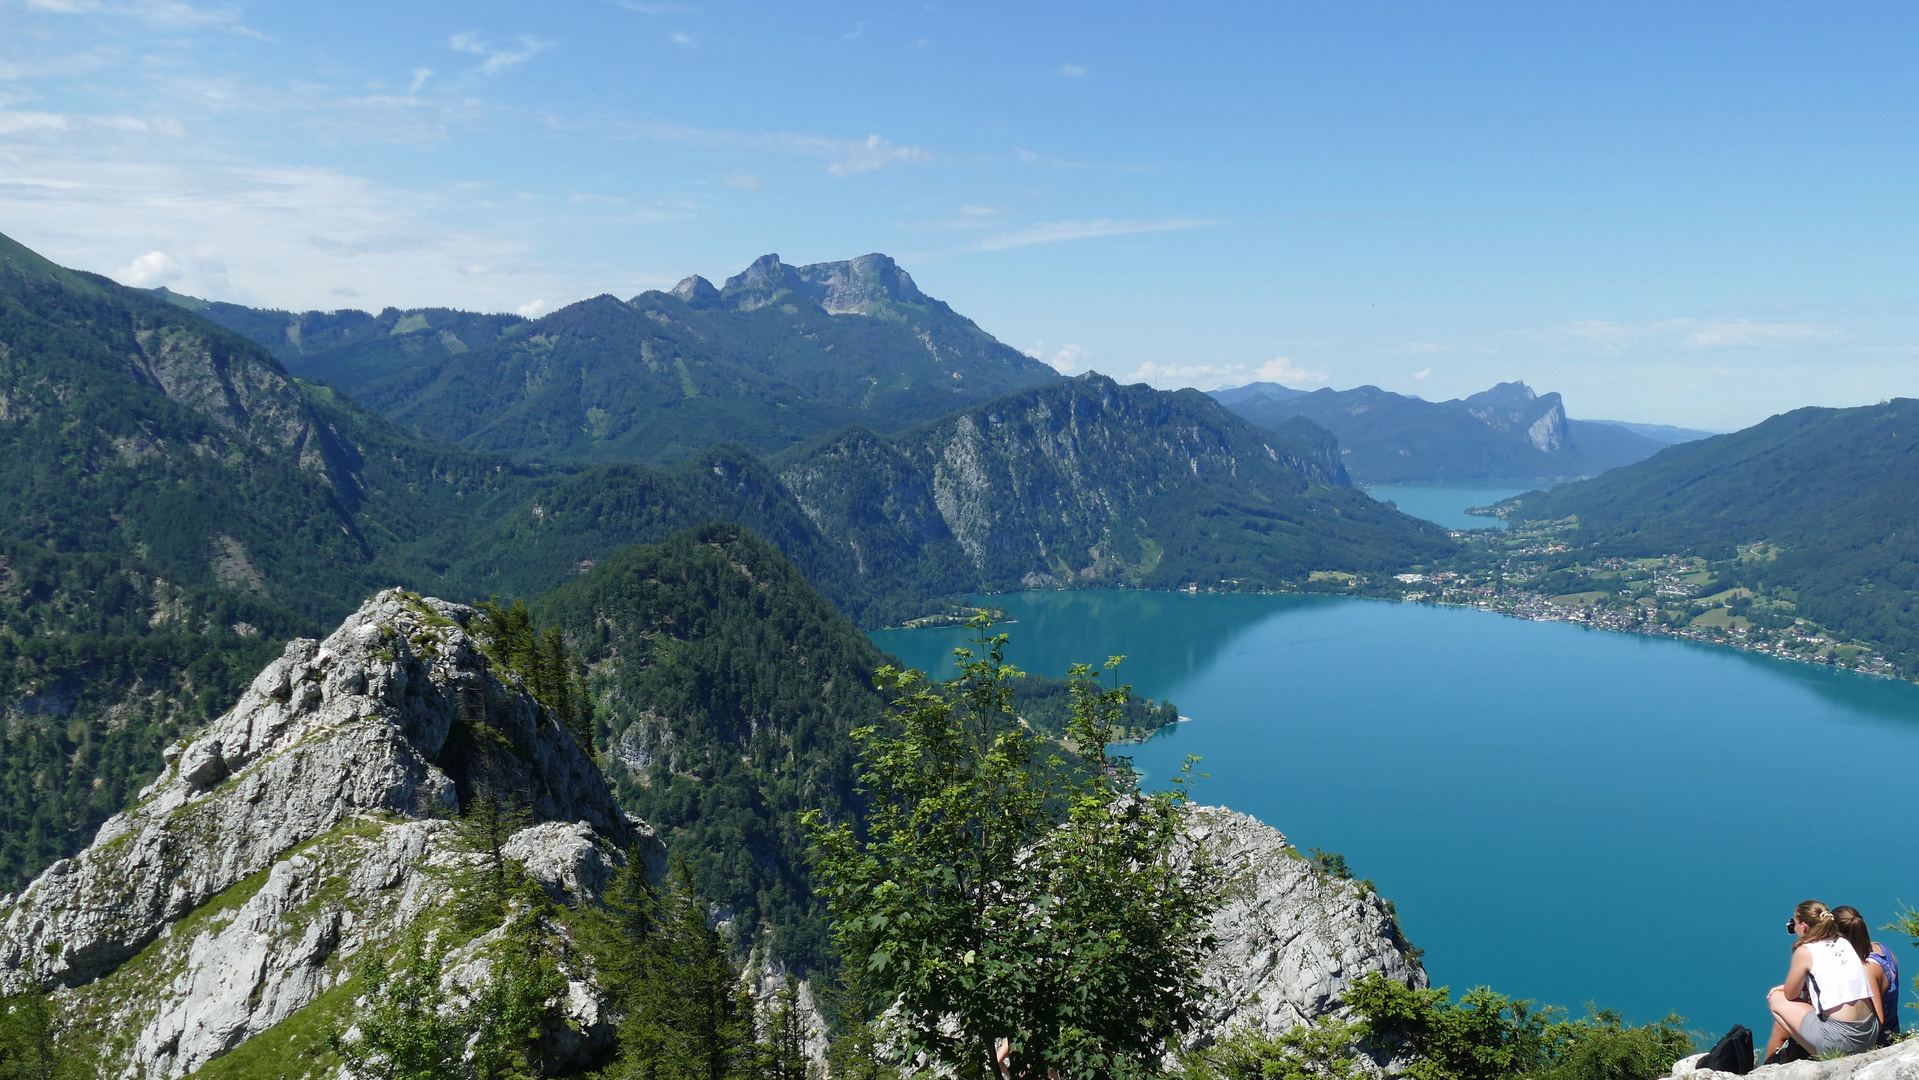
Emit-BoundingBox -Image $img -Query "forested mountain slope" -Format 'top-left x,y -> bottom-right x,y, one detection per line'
186,252 -> 1061,466
534,523 -> 889,972
777,375 -> 1453,593
1218,380 -> 1665,483
155,290 -> 528,407
1501,399 -> 1919,674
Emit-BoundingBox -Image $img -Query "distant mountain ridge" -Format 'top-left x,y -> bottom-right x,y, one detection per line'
1213,380 -> 1667,483
1577,418 -> 1718,446
176,252 -> 1061,465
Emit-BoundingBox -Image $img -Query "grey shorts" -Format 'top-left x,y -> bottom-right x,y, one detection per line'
1799,1010 -> 1880,1059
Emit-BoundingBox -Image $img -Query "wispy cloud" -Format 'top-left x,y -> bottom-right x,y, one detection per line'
1533,318 -> 1844,354
0,109 -> 186,136
975,217 -> 1221,251
668,31 -> 696,48
1399,341 -> 1452,354
449,32 -> 556,76
1060,64 -> 1087,77
25,0 -> 245,29
1412,368 -> 1432,380
634,123 -> 929,176
1116,356 -> 1329,392
846,21 -> 865,39
723,170 -> 761,190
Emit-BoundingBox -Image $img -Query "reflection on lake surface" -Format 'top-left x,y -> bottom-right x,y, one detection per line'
870,591 -> 1919,1041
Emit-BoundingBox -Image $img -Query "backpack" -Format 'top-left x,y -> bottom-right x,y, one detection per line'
1697,1024 -> 1754,1075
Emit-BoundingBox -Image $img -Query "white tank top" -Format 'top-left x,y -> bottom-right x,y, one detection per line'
1805,938 -> 1871,1013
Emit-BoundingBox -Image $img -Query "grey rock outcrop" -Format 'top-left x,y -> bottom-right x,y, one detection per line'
1671,1039 -> 1919,1080
721,252 -> 928,313
1184,805 -> 1428,1047
0,589 -> 656,1078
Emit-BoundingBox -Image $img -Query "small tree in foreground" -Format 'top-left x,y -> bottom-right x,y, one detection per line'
806,621 -> 1220,1080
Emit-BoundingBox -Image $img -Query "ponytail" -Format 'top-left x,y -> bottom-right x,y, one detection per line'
1795,900 -> 1843,947
1833,905 -> 1872,960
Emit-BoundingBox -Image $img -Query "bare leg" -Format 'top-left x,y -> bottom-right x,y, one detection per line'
1764,1018 -> 1790,1061
1768,987 -> 1818,1054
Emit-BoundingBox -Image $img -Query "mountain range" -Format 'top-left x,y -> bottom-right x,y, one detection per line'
171,252 -> 1062,465
1212,380 -> 1679,483
0,229 -> 1449,897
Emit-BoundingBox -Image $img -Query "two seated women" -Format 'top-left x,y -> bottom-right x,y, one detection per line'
1765,900 -> 1900,1062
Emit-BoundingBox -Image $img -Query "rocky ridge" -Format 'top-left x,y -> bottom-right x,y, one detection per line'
1183,806 -> 1428,1047
0,589 -> 653,1078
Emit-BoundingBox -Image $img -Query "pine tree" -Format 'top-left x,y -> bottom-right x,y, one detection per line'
445,770 -> 534,935
758,982 -> 813,1080
601,858 -> 756,1080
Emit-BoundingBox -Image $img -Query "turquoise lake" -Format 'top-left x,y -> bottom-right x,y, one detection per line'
1363,484 -> 1536,530
869,591 -> 1919,1042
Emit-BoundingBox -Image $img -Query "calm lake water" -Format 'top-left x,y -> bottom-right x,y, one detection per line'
869,591 -> 1919,1042
1364,484 -> 1536,530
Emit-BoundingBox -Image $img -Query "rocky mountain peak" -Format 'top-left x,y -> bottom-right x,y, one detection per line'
670,273 -> 721,304
720,252 -> 927,313
0,589 -> 647,1075
1462,381 -> 1568,453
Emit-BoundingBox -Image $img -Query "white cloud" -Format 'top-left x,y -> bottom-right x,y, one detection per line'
974,217 -> 1221,251
408,68 -> 434,93
1115,356 -> 1329,392
846,21 -> 865,39
517,299 -> 550,317
113,249 -> 182,286
826,133 -> 927,176
449,32 -> 555,75
0,111 -> 71,135
723,170 -> 761,190
1060,64 -> 1087,77
1399,341 -> 1451,354
668,31 -> 696,48
1049,343 -> 1087,373
1413,368 -> 1432,380
607,0 -> 692,11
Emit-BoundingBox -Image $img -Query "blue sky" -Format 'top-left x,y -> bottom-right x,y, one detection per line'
2,0 -> 1915,429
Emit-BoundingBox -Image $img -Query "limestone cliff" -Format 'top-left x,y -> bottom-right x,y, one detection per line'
0,589 -> 653,1077
1184,806 -> 1428,1047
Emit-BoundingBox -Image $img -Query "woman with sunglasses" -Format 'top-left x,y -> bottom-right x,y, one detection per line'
1765,900 -> 1882,1060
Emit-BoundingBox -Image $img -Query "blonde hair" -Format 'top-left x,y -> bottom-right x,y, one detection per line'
1795,900 -> 1842,947
1833,905 -> 1872,961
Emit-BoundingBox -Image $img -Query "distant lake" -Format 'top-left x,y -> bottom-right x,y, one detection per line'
870,591 -> 1919,1042
1364,484 -> 1536,530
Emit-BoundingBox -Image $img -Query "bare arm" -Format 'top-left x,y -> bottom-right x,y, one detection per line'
1784,946 -> 1814,1002
1868,963 -> 1888,1026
